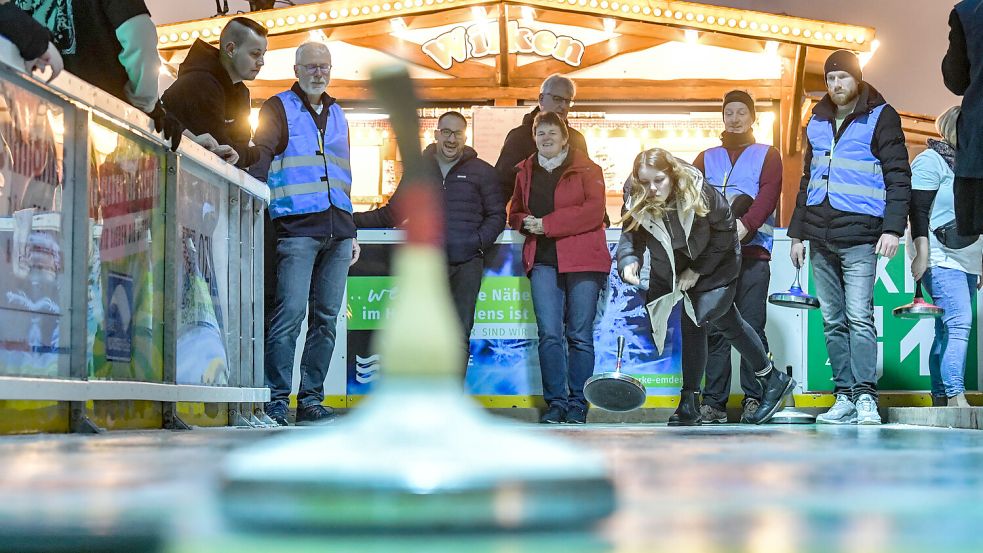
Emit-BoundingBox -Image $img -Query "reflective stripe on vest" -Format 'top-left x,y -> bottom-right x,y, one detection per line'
703,144 -> 775,252
805,104 -> 887,217
267,91 -> 353,218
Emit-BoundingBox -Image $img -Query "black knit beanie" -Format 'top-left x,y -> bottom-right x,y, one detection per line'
722,90 -> 755,120
824,49 -> 863,83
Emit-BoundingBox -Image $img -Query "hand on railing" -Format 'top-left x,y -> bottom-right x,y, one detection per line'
186,132 -> 239,165
25,41 -> 61,83
149,100 -> 184,152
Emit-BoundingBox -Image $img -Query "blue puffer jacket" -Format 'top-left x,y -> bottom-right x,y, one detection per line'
354,144 -> 505,264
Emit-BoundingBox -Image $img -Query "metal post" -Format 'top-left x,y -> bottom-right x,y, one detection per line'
66,103 -> 103,433
161,152 -> 190,430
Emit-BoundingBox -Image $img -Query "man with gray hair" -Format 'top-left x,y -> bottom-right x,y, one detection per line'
495,74 -> 591,203
248,41 -> 360,426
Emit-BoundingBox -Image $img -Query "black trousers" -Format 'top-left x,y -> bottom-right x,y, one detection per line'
447,255 -> 485,373
954,176 -> 983,235
702,258 -> 770,409
680,300 -> 769,395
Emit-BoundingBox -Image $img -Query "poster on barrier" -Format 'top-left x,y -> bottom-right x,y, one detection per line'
175,167 -> 230,386
87,121 -> 165,382
0,80 -> 69,378
345,238 -> 682,397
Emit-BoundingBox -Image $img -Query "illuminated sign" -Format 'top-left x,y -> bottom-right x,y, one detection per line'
422,20 -> 586,70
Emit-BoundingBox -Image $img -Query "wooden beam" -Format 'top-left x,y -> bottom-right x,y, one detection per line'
786,45 -> 807,157
513,34 -> 668,80
248,77 -> 783,103
497,3 -> 510,87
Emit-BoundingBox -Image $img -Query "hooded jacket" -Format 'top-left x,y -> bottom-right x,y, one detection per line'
787,83 -> 911,245
509,148 -> 610,275
354,144 -> 505,265
161,39 -> 256,168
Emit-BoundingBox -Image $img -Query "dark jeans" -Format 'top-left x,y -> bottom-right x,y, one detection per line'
810,241 -> 878,400
702,258 -> 769,409
265,236 -> 352,408
529,264 -> 606,410
447,256 -> 484,372
681,301 -> 770,395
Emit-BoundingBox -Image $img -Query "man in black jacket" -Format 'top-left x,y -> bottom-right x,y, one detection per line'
788,50 -> 911,426
162,17 -> 267,168
943,0 -> 983,235
355,111 -> 505,372
495,74 -> 589,204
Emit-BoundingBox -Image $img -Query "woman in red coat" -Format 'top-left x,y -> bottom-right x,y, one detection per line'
508,111 -> 611,424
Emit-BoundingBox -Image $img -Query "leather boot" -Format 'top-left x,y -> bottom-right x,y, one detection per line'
931,395 -> 948,407
667,391 -> 702,426
747,365 -> 796,425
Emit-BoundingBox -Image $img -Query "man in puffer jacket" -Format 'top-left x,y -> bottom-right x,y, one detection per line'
355,111 -> 505,372
788,50 -> 911,426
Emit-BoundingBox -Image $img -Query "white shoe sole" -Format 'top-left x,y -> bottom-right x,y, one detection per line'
816,415 -> 858,425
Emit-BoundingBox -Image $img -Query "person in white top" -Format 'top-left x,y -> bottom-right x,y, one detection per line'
908,106 -> 982,408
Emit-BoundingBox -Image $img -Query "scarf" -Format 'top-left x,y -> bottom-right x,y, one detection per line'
720,130 -> 756,149
538,147 -> 569,173
927,138 -> 955,170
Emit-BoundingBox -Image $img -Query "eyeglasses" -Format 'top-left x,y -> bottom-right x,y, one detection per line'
543,93 -> 574,106
438,128 -> 466,139
298,63 -> 332,75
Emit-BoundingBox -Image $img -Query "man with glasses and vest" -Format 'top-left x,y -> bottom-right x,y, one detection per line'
788,50 -> 911,425
693,90 -> 782,424
249,41 -> 360,426
355,111 -> 504,373
495,74 -> 590,205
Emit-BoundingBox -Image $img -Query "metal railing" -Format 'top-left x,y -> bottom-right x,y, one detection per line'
0,39 -> 269,430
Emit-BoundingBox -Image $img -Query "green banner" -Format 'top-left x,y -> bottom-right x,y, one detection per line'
807,246 -> 978,391
347,276 -> 396,331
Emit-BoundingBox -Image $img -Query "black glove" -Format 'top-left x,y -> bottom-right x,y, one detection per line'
148,100 -> 184,152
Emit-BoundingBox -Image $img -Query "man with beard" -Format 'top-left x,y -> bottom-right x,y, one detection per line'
355,111 -> 504,374
788,50 -> 911,425
248,41 -> 360,426
162,16 -> 267,168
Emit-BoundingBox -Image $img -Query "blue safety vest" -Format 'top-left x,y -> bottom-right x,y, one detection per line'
805,104 -> 886,217
267,91 -> 353,218
703,144 -> 775,252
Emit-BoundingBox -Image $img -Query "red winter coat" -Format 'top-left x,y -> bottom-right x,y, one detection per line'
508,149 -> 611,275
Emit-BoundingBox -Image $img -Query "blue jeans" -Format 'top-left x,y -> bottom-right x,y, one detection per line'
530,265 -> 605,410
265,236 -> 352,408
810,242 -> 878,400
923,267 -> 976,398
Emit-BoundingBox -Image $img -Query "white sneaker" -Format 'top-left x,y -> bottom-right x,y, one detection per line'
855,393 -> 882,425
816,394 -> 857,425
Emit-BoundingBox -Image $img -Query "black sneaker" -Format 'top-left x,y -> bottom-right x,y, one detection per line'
296,404 -> 335,426
265,402 -> 289,427
565,405 -> 588,424
540,404 -> 565,424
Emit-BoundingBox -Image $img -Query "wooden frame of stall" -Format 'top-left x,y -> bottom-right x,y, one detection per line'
157,0 -> 878,226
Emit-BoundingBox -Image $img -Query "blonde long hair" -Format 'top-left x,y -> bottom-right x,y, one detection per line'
621,148 -> 709,231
